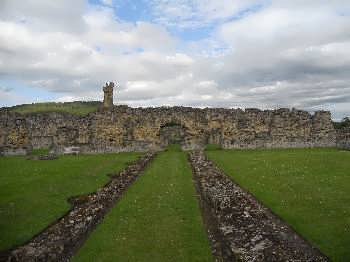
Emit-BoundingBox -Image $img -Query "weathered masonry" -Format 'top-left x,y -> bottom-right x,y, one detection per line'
0,82 -> 347,155
0,107 -> 338,155
336,127 -> 350,150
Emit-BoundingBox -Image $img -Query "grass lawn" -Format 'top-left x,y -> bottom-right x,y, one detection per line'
206,148 -> 350,262
0,152 -> 140,251
73,145 -> 212,262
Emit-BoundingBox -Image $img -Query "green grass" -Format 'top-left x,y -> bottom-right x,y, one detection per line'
0,152 -> 141,251
8,101 -> 101,116
73,146 -> 212,262
30,148 -> 50,155
206,148 -> 350,261
205,144 -> 222,151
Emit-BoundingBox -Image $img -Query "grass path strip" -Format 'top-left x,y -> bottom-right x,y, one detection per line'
73,146 -> 213,262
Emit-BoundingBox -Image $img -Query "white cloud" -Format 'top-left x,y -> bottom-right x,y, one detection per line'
0,0 -> 87,33
0,0 -> 350,119
0,4 -> 179,92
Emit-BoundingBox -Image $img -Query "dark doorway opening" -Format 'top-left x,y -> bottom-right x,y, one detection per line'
159,123 -> 185,146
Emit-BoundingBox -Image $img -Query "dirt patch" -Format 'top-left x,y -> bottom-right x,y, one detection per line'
0,152 -> 156,262
189,150 -> 329,262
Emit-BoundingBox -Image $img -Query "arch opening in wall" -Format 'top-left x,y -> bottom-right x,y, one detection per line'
159,122 -> 186,147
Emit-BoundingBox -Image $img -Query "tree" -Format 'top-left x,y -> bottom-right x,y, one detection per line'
333,117 -> 350,129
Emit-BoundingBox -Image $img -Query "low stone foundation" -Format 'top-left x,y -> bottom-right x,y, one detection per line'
189,151 -> 329,262
0,152 -> 156,262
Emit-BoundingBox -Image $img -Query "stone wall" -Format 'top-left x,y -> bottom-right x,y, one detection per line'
336,127 -> 350,150
0,106 -> 338,155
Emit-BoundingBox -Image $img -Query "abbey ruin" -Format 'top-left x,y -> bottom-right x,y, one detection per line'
0,82 -> 349,155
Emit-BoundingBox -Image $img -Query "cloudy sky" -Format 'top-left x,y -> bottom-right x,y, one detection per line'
0,0 -> 350,119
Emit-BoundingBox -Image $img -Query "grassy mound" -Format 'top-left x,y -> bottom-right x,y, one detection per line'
7,101 -> 101,116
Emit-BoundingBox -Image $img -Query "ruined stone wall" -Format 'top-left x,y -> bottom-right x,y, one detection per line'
0,106 -> 338,155
103,82 -> 114,108
336,127 -> 350,150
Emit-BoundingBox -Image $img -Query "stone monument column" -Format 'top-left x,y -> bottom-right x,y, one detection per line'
103,82 -> 114,108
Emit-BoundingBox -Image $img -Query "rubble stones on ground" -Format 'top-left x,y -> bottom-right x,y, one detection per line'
189,151 -> 329,262
63,146 -> 80,155
27,153 -> 58,160
0,152 -> 156,262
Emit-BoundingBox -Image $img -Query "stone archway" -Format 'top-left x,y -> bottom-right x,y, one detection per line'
159,122 -> 186,146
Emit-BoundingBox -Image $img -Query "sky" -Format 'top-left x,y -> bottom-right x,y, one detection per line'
0,0 -> 350,120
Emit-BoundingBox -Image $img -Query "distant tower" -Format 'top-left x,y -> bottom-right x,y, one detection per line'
103,82 -> 114,108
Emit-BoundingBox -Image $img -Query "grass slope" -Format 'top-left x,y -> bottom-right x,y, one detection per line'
206,148 -> 350,262
0,152 -> 140,251
73,146 -> 212,262
8,101 -> 101,116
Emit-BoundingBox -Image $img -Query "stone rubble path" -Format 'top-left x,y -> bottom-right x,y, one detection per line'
189,150 -> 329,262
0,152 -> 156,262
